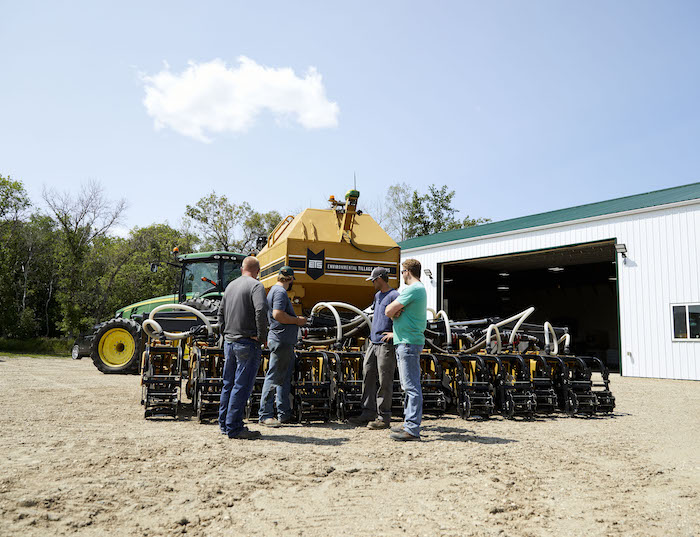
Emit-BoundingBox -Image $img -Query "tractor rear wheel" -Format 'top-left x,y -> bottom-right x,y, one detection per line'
90,318 -> 141,374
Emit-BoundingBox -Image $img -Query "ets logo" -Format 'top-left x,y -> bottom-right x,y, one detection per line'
307,249 -> 325,280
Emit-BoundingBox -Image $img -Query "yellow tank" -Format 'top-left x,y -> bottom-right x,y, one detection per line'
256,190 -> 400,313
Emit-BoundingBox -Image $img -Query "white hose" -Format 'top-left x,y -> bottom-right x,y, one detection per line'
486,324 -> 502,354
320,302 -> 373,330
437,309 -> 452,348
427,308 -> 437,319
543,321 -> 559,355
557,333 -> 571,353
142,304 -> 213,341
508,306 -> 535,344
494,307 -> 536,329
311,302 -> 343,342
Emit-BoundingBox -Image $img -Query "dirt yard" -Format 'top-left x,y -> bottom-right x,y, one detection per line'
0,356 -> 698,537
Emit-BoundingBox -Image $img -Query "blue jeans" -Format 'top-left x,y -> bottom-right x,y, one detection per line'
258,340 -> 296,422
218,339 -> 261,436
395,343 -> 423,437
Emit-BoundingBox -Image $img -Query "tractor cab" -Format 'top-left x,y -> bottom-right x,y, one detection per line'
177,251 -> 246,303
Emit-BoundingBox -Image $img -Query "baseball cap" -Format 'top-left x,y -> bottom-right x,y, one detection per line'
366,266 -> 389,282
279,266 -> 295,279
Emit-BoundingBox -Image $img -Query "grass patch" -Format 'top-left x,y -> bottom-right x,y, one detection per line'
0,337 -> 73,357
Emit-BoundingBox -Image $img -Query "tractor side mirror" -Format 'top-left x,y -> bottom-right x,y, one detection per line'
149,263 -> 159,273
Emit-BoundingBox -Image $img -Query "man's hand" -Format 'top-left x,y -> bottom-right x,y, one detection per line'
380,332 -> 394,343
296,316 -> 308,327
251,336 -> 259,341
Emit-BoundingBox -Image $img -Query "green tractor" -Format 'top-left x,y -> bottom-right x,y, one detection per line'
89,250 -> 245,374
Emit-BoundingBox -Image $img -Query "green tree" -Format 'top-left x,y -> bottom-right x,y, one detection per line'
424,184 -> 461,233
101,224 -> 198,318
185,191 -> 282,253
383,182 -> 413,241
404,191 -> 431,239
0,174 -> 30,221
185,192 -> 250,251
238,209 -> 283,253
43,181 -> 127,334
393,183 -> 491,240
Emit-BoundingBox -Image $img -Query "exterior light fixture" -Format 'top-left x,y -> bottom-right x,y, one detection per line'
497,286 -> 510,291
423,269 -> 433,280
499,272 -> 509,277
615,243 -> 628,265
548,267 -> 564,273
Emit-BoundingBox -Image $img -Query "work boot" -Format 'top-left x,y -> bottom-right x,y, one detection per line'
259,418 -> 281,428
228,428 -> 262,440
367,419 -> 390,430
348,414 -> 375,426
390,430 -> 420,442
390,425 -> 405,433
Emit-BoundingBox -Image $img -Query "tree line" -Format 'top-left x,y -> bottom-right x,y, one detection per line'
0,174 -> 487,341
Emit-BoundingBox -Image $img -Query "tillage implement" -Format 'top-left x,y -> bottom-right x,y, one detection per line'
121,189 -> 615,421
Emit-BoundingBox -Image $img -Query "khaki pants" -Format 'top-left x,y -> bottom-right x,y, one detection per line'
361,342 -> 397,422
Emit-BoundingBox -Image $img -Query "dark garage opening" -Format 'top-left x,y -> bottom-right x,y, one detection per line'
440,240 -> 620,371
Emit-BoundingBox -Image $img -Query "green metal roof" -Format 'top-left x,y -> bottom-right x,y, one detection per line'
399,182 -> 700,251
178,250 -> 246,261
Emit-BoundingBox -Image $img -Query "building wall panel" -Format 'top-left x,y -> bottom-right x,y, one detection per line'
401,203 -> 700,380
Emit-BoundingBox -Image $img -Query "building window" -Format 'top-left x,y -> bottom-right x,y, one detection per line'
672,304 -> 700,340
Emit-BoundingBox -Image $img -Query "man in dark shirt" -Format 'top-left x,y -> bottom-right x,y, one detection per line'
351,266 -> 399,429
218,256 -> 268,439
258,266 -> 307,427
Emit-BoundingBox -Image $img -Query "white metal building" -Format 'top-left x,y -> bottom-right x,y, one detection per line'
398,182 -> 700,380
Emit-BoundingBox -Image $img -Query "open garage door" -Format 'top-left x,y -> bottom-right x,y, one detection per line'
439,240 -> 620,371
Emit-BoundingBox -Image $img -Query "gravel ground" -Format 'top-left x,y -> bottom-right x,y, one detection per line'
0,355 -> 698,537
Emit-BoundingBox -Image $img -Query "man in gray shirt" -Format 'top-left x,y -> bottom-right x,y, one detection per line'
218,256 -> 268,439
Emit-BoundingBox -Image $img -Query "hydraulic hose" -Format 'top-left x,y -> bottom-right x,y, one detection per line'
485,324 -> 502,354
307,301 -> 373,345
557,333 -> 571,353
543,321 -> 559,355
142,304 -> 213,341
311,302 -> 343,342
508,306 -> 535,345
436,309 -> 452,348
320,302 -> 372,329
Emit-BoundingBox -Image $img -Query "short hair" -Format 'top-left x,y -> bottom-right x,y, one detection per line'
242,256 -> 260,273
402,258 -> 421,278
277,274 -> 293,282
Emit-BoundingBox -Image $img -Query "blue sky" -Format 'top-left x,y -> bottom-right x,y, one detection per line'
2,1 -> 699,236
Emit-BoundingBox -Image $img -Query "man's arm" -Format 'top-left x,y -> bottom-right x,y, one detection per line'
252,282 -> 268,341
384,298 -> 404,319
217,295 -> 226,333
273,309 -> 307,326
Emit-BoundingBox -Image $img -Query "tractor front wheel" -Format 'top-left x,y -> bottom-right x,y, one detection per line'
90,318 -> 141,374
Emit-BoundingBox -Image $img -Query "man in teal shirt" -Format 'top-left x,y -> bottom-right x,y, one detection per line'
385,258 -> 427,441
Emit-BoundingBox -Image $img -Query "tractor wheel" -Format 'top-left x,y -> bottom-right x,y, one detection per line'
90,318 -> 141,374
183,297 -> 220,313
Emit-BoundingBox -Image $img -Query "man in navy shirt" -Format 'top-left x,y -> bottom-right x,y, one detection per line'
258,266 -> 307,427
351,266 -> 399,429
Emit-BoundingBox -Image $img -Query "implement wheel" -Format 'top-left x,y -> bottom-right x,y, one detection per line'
90,318 -> 141,374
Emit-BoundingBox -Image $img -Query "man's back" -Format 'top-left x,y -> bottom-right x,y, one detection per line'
218,275 -> 268,342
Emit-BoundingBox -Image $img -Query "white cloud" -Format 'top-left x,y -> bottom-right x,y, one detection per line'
142,57 -> 339,142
